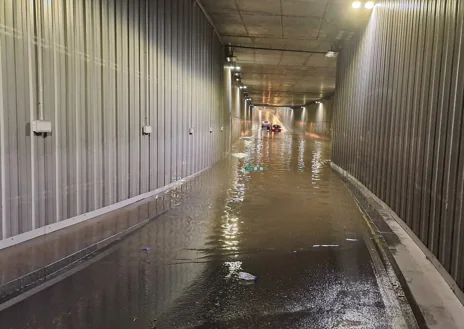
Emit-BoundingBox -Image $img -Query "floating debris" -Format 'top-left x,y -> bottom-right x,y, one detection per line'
244,166 -> 268,171
238,271 -> 257,281
232,153 -> 249,159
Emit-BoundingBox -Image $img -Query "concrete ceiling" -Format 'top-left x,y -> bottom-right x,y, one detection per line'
199,0 -> 371,106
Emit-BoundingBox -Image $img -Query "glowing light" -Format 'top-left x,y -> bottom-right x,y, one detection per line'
352,1 -> 362,8
365,1 -> 375,9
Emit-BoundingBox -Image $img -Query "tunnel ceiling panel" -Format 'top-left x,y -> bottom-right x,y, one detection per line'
199,0 -> 370,106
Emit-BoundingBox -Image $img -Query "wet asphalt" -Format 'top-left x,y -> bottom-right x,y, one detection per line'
0,124 -> 415,328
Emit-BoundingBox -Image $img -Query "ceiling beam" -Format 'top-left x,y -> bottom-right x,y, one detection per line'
230,45 -> 327,54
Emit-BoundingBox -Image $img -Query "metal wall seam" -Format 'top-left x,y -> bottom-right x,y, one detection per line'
0,40 -> 5,239
417,0 -> 435,243
450,0 -> 464,286
2,1 -> 13,237
410,0 -> 428,235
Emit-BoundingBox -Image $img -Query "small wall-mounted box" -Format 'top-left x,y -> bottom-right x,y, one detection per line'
189,128 -> 194,135
31,120 -> 52,133
142,125 -> 152,135
209,127 -> 213,133
221,127 -> 224,131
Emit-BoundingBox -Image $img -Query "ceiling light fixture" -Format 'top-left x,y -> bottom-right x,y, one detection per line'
352,1 -> 362,8
364,1 -> 375,9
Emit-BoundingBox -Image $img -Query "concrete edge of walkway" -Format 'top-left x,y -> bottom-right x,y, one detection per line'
0,165 -> 215,307
0,209 -> 166,308
331,162 -> 464,329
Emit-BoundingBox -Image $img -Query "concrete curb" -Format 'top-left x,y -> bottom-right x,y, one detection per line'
331,163 -> 426,328
0,165 -> 213,306
331,162 -> 464,329
0,209 -> 166,306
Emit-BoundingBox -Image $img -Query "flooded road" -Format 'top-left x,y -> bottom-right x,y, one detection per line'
0,127 -> 415,328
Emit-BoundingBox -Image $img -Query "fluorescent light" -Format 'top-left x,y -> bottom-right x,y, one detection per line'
364,1 -> 374,9
352,1 -> 361,8
235,66 -> 241,70
243,86 -> 247,89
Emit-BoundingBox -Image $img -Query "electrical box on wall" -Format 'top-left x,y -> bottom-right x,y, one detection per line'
221,127 -> 224,131
142,125 -> 152,135
209,127 -> 213,133
31,120 -> 52,134
189,128 -> 194,135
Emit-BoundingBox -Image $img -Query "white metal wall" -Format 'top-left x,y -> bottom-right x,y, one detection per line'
0,0 -> 228,240
332,0 -> 464,293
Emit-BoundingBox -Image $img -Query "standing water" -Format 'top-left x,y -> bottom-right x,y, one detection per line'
0,125 -> 415,329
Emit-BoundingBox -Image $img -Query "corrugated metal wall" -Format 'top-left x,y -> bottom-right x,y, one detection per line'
230,83 -> 249,140
0,0 -> 228,240
333,1 -> 464,292
293,99 -> 333,139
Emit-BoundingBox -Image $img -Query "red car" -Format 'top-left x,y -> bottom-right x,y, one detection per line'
271,124 -> 282,132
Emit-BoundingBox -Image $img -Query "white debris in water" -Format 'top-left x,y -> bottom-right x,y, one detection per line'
238,271 -> 257,281
346,238 -> 359,242
313,244 -> 339,248
232,153 -> 249,159
224,261 -> 243,279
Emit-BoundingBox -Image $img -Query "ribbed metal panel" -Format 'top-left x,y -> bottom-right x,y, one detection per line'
0,0 -> 227,241
333,0 -> 464,292
293,99 -> 333,138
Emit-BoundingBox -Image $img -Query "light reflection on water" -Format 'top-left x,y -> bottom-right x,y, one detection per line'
220,158 -> 245,255
311,141 -> 323,187
297,139 -> 305,173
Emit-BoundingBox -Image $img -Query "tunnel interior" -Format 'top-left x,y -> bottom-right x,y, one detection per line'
1,0 -> 464,328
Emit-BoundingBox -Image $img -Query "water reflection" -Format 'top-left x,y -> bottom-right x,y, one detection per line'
311,141 -> 323,187
220,159 -> 244,254
297,139 -> 305,173
0,125 -> 392,329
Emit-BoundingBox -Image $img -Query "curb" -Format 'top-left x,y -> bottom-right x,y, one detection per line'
353,196 -> 427,329
331,163 -> 427,329
0,209 -> 167,306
